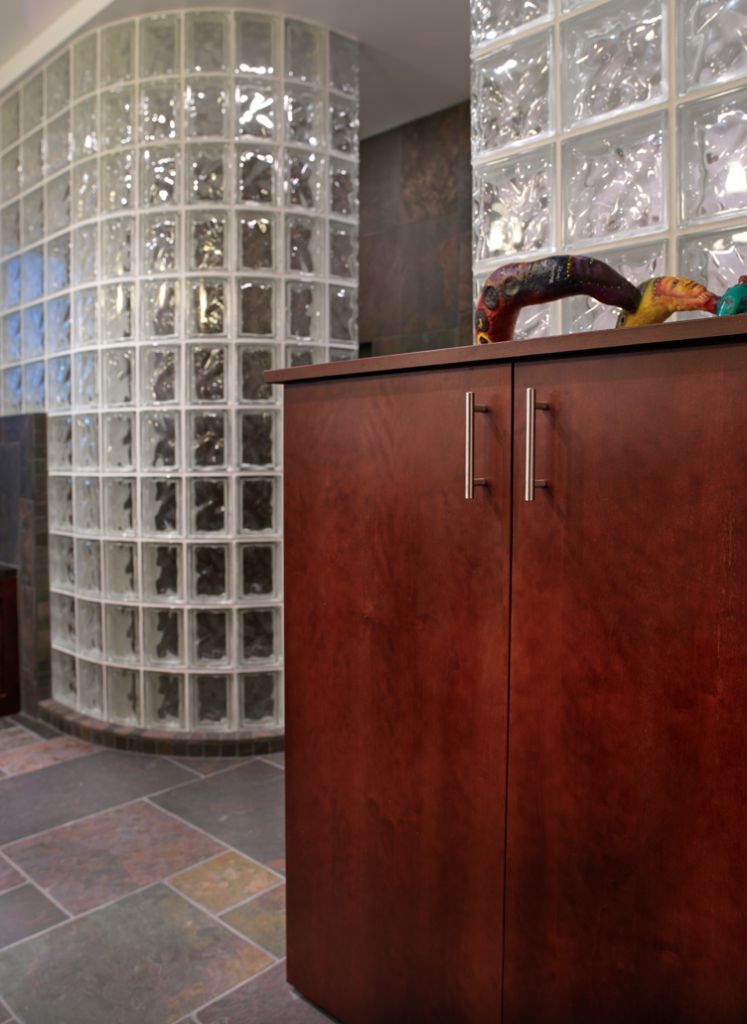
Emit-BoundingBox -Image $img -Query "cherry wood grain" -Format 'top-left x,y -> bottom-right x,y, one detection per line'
505,344 -> 747,1024
284,365 -> 512,1024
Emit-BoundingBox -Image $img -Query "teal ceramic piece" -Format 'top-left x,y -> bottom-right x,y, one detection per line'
716,281 -> 747,316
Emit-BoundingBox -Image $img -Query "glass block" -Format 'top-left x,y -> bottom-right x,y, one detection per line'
190,412 -> 227,468
190,544 -> 229,599
23,304 -> 44,358
240,411 -> 276,467
76,538 -> 101,593
108,668 -> 139,724
679,88 -> 747,226
191,478 -> 226,533
73,348 -> 99,407
679,0 -> 747,94
2,368 -> 22,413
237,145 -> 276,204
515,304 -> 554,340
50,534 -> 75,589
47,297 -> 71,353
2,203 -> 20,256
101,151 -> 134,213
237,214 -> 273,271
240,542 -> 275,597
104,478 -> 135,535
47,173 -> 71,234
472,32 -> 551,155
141,82 -> 179,142
2,257 -> 21,309
191,279 -> 226,335
144,609 -> 182,664
239,279 -> 274,336
101,216 -> 134,277
143,213 -> 178,273
185,80 -> 228,138
330,221 -> 358,278
104,541 -> 137,598
1,149 -> 19,203
285,149 -> 324,209
73,224 -> 97,284
141,146 -> 179,206
101,284 -> 134,342
52,650 -> 77,704
22,188 -> 44,248
74,414 -> 99,469
141,481 -> 180,536
1,92 -> 19,148
191,345 -> 225,402
48,477 -> 73,529
562,115 -> 665,245
77,599 -> 102,656
286,214 -> 321,274
240,477 -> 276,532
193,675 -> 229,726
100,88 -> 133,150
286,345 -> 320,368
284,86 -> 320,146
145,672 -> 184,728
187,12 -> 228,72
49,356 -> 72,409
74,289 -> 98,347
188,144 -> 226,202
561,0 -> 663,129
2,312 -> 21,362
192,611 -> 229,665
73,160 -> 97,222
22,248 -> 44,303
239,346 -> 275,402
103,413 -> 134,470
473,146 -> 553,262
236,79 -> 277,139
101,22 -> 134,86
141,15 -> 180,78
46,52 -> 70,116
287,281 -> 322,340
106,605 -> 138,662
47,234 -> 70,294
678,226 -> 747,295
73,35 -> 97,98
330,97 -> 358,155
142,542 -> 182,599
471,0 -> 549,49
142,346 -> 178,404
286,20 -> 322,84
330,33 -> 358,95
51,593 -> 76,650
236,14 -> 276,75
141,412 -> 179,469
189,214 -> 226,270
330,285 -> 357,342
22,74 -> 44,133
47,416 -> 73,470
104,348 -> 134,406
78,661 -> 103,715
330,159 -> 358,216
142,280 -> 178,338
240,608 -> 276,662
73,98 -> 97,160
75,476 -> 100,532
23,361 -> 45,411
242,672 -> 278,725
46,113 -> 71,175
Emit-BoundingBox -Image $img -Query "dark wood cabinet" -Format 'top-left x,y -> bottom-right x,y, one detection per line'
271,316 -> 747,1024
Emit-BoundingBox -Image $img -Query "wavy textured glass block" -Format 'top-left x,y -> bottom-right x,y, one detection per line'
23,362 -> 45,410
52,650 -> 77,703
73,351 -> 97,407
330,221 -> 358,279
144,609 -> 182,664
237,146 -> 276,203
188,144 -> 226,202
330,286 -> 357,342
145,672 -> 183,728
240,347 -> 274,402
239,214 -> 274,270
187,12 -> 228,72
105,541 -> 138,598
561,0 -> 663,128
241,609 -> 275,663
679,227 -> 747,295
22,189 -> 44,248
103,413 -> 135,470
101,88 -> 134,150
23,75 -> 43,134
2,150 -> 20,207
142,543 -> 181,599
190,215 -> 225,270
142,347 -> 177,403
473,147 -> 553,262
242,672 -> 277,724
75,289 -> 98,348
285,346 -> 318,368
104,349 -> 134,407
472,33 -> 551,154
50,534 -> 75,589
73,160 -> 97,221
48,416 -> 73,470
186,81 -> 228,138
236,79 -> 277,139
241,543 -> 274,597
240,411 -> 275,467
143,280 -> 178,338
73,35 -> 97,98
73,225 -> 97,284
102,217 -> 134,277
102,151 -> 134,213
191,345 -> 225,402
49,477 -> 73,530
101,284 -> 133,342
2,203 -> 19,256
330,98 -> 359,155
141,481 -> 180,536
2,368 -> 22,412
141,412 -> 178,469
471,0 -> 549,50
679,0 -> 747,93
679,89 -> 747,225
78,661 -> 104,714
76,539 -> 101,593
47,235 -> 70,293
2,312 -> 21,362
22,250 -> 43,305
236,14 -> 275,75
285,87 -> 321,146
51,593 -> 76,650
108,668 -> 139,724
104,478 -> 135,534
330,33 -> 358,95
240,477 -> 275,533
73,98 -> 97,160
287,281 -> 321,339
190,412 -> 226,468
193,611 -> 229,665
75,477 -> 100,532
191,280 -> 226,335
563,115 -> 665,244
239,279 -> 274,336
3,257 -> 21,308
23,305 -> 44,359
101,23 -> 134,86
191,544 -> 228,599
194,675 -> 229,726
46,52 -> 70,116
142,146 -> 179,205
47,298 -> 70,356
141,16 -> 180,78
286,20 -> 321,84
77,600 -> 102,656
192,478 -> 226,533
285,149 -> 323,209
48,355 -> 71,409
286,214 -> 320,273
1,92 -> 19,148
47,173 -> 71,233
75,414 -> 99,469
46,114 -> 71,176
143,213 -> 178,273
106,605 -> 138,662
141,83 -> 179,142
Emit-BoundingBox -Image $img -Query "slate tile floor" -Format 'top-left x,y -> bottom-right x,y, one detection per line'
0,716 -> 335,1024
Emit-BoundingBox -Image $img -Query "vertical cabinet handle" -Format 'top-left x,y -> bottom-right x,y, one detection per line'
465,392 -> 489,500
524,387 -> 549,502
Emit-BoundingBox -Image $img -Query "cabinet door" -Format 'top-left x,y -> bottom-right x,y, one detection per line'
506,344 -> 747,1024
284,364 -> 512,1024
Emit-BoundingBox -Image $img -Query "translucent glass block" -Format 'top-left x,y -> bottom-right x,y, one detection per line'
472,32 -> 551,154
2,312 -> 21,362
191,345 -> 226,402
191,544 -> 229,599
47,297 -> 71,353
562,115 -> 665,245
23,362 -> 45,411
141,82 -> 179,142
187,12 -> 228,72
143,213 -> 178,273
104,541 -> 138,598
48,477 -> 73,529
23,304 -> 44,358
240,542 -> 275,597
23,74 -> 44,133
286,20 -> 322,84
47,235 -> 70,295
46,52 -> 70,117
190,412 -> 227,468
236,79 -> 277,139
22,188 -> 44,248
143,280 -> 178,338
103,413 -> 134,470
237,145 -> 276,204
142,542 -> 182,598
101,22 -> 134,86
240,608 -> 276,663
330,286 -> 357,341
286,281 -> 322,340
239,411 -> 276,467
141,412 -> 179,469
240,477 -> 276,532
101,151 -> 134,213
471,0 -> 549,49
1,149 -> 19,203
679,89 -> 747,226
1,92 -> 19,148
75,476 -> 100,532
330,97 -> 358,155
330,159 -> 358,217
678,226 -> 747,295
561,0 -> 664,129
73,224 -> 97,284
242,672 -> 278,725
52,650 -> 77,704
76,538 -> 101,593
101,284 -> 133,342
75,414 -> 99,469
191,478 -> 226,533
328,345 -> 360,362
285,347 -> 320,368
192,610 -> 229,665
47,173 -> 71,234
2,368 -> 22,413
48,355 -> 71,409
22,249 -> 44,303
145,672 -> 184,728
101,88 -> 133,151
3,257 -> 21,307
46,113 -> 71,175
188,144 -> 226,202
142,346 -> 178,403
285,86 -> 321,146
141,146 -> 179,206
50,534 -> 75,589
144,609 -> 182,664
104,348 -> 134,406
101,217 -> 134,277
679,0 -> 747,94
108,668 -> 139,724
73,35 -> 97,98
330,221 -> 358,278
189,214 -> 226,270
73,160 -> 97,222
106,605 -> 139,662
79,660 -> 103,715
75,289 -> 98,347
286,214 -> 321,273
141,16 -> 180,78
73,98 -> 97,160
239,346 -> 274,402
285,149 -> 324,209
51,593 -> 76,650
104,478 -> 135,535
77,599 -> 102,656
141,478 -> 178,538
239,214 -> 274,270
2,202 -> 19,256
330,33 -> 359,95
191,280 -> 226,335
185,81 -> 228,138
473,147 -> 553,262
516,304 -> 554,340
48,416 -> 73,470
236,14 -> 276,75
193,675 -> 229,727
239,279 -> 274,336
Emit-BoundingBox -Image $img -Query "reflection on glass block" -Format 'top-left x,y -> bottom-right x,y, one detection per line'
236,14 -> 275,75
142,146 -> 179,205
73,160 -> 97,221
237,146 -> 276,203
194,675 -> 229,726
50,534 -> 75,589
143,213 -> 178,273
102,217 -> 134,277
286,215 -> 320,273
73,98 -> 97,160
330,221 -> 357,278
1,149 -> 19,203
515,303 -> 554,340
141,412 -> 178,468
2,368 -> 22,412
330,33 -> 358,95
47,52 -> 70,117
186,80 -> 228,137
47,234 -> 70,293
241,543 -> 274,596
106,604 -> 138,661
74,34 -> 97,98
23,74 -> 43,134
679,89 -> 747,225
48,416 -> 73,470
240,477 -> 275,532
187,12 -> 228,72
104,348 -> 134,406
679,226 -> 747,295
141,16 -> 180,78
24,362 -> 45,410
46,113 -> 71,175
473,147 -> 553,262
471,0 -> 549,49
330,98 -> 358,155
563,115 -> 665,244
75,414 -> 99,468
240,608 -> 275,662
77,599 -> 102,655
330,159 -> 357,216
142,346 -> 177,403
142,543 -> 181,598
191,544 -> 228,599
2,202 -> 19,255
240,412 -> 274,467
101,22 -> 134,86
103,413 -> 134,469
48,477 -> 73,529
51,592 -> 76,649
102,151 -> 134,212
193,611 -> 229,664
47,296 -> 71,353
22,249 -> 44,302
236,79 -> 277,139
145,672 -> 183,728
191,280 -> 226,335
287,281 -> 322,339
2,312 -> 21,362
104,478 -> 135,534
143,280 -> 178,338
242,672 -> 277,724
285,149 -> 323,208
101,284 -> 133,342
192,478 -> 226,532
330,286 -> 357,341
75,476 -> 100,532
679,0 -> 747,93
285,87 -> 321,146
3,257 -> 21,307
105,541 -> 137,597
23,304 -> 44,358
141,82 -> 178,142
75,289 -> 98,347
108,668 -> 139,724
190,412 -> 226,467
101,88 -> 133,151
47,172 -> 71,233
142,480 -> 180,535
144,609 -> 181,664
561,0 -> 663,128
78,660 -> 103,714
52,650 -> 77,704
239,279 -> 274,336
190,345 -> 225,403
189,145 -> 226,203
22,188 -> 44,247
1,92 -> 19,148
76,538 -> 101,593
190,214 -> 225,269
48,355 -> 71,409
240,347 -> 274,401
239,214 -> 273,270
73,224 -> 97,284
472,33 -> 551,154
286,20 -> 321,83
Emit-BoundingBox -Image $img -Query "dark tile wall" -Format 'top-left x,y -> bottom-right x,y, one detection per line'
359,102 -> 473,357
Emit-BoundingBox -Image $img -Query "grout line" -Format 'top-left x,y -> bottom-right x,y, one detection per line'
0,744 -> 103,783
213,878 -> 285,918
189,955 -> 282,1022
0,852 -> 73,920
255,754 -> 284,771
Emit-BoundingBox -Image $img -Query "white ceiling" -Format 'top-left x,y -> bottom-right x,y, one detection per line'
0,0 -> 470,138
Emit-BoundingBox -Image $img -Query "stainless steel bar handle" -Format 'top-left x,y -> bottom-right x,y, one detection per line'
465,392 -> 488,500
524,387 -> 548,502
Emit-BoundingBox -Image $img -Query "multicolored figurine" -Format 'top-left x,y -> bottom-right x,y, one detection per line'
716,275 -> 747,316
615,276 -> 719,327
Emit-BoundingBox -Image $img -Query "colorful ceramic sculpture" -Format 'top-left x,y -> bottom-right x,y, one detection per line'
716,276 -> 747,316
616,276 -> 719,327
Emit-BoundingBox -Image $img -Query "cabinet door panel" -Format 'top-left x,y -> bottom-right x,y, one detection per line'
284,365 -> 512,1024
506,344 -> 747,1024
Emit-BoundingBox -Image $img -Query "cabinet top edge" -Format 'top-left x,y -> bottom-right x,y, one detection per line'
266,315 -> 747,385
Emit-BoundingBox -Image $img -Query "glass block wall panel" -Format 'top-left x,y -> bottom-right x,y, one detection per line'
0,10 -> 358,733
471,0 -> 747,338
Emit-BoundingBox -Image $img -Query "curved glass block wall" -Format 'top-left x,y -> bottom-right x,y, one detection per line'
0,11 -> 359,733
470,0 -> 747,338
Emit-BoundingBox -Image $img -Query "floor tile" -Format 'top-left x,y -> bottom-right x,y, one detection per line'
0,856 -> 23,895
9,714 -> 61,740
170,759 -> 251,777
0,736 -> 99,778
0,727 -> 38,755
5,801 -> 222,915
153,761 -> 285,870
170,851 -> 279,914
0,884 -> 272,1024
262,753 -> 285,769
222,885 -> 286,958
197,963 -> 336,1024
0,884 -> 68,949
0,751 -> 193,845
